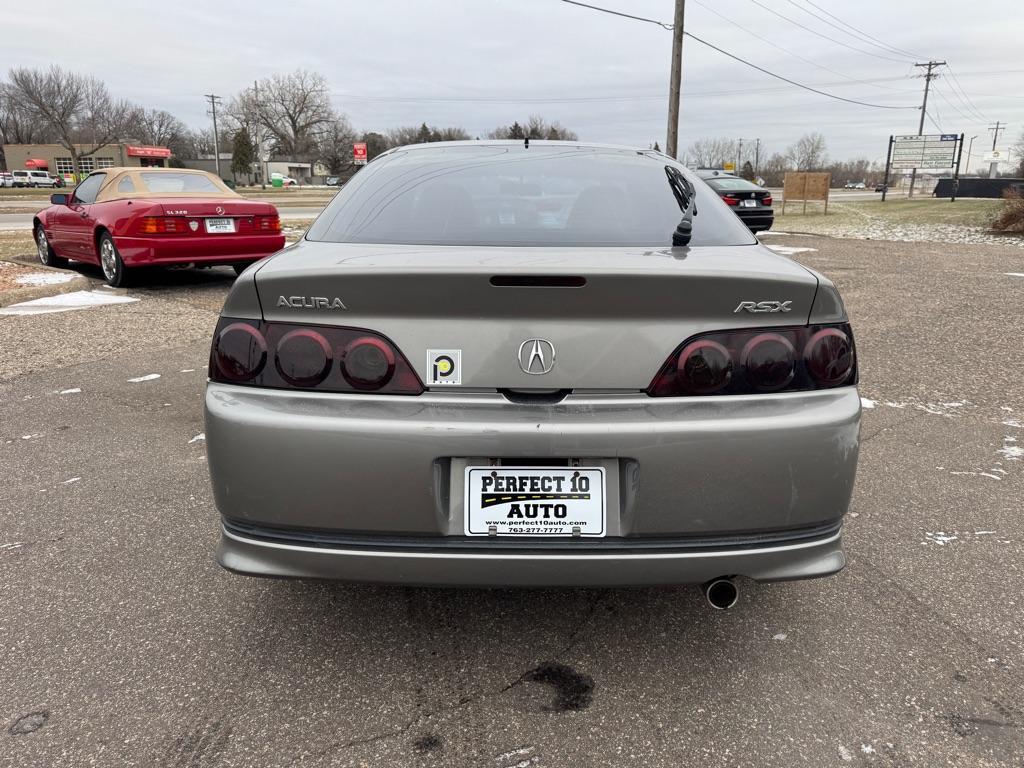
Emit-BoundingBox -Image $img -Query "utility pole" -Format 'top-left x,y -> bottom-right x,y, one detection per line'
988,121 -> 1005,179
908,60 -> 945,198
253,80 -> 265,189
965,134 -> 977,174
205,93 -> 223,178
736,138 -> 743,173
754,138 -> 761,176
665,0 -> 686,159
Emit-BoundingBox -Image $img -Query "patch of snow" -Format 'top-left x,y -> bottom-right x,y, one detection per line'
764,244 -> 818,255
180,368 -> 195,373
188,433 -> 205,444
979,472 -> 1003,480
0,543 -> 24,550
15,271 -> 76,286
772,633 -> 788,641
925,532 -> 958,545
974,531 -> 996,535
62,477 -> 81,484
838,745 -> 854,762
1003,419 -> 1023,428
861,744 -> 876,755
20,434 -> 39,440
127,373 -> 160,383
0,289 -> 138,316
860,397 -> 876,409
1005,272 -> 1024,277
59,388 -> 81,394
998,440 -> 1023,461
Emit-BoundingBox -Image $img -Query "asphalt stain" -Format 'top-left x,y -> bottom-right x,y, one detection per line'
169,719 -> 232,767
525,662 -> 594,712
9,710 -> 48,735
413,732 -> 443,753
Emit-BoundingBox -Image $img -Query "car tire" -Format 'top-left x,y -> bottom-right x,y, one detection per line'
35,226 -> 69,269
98,232 -> 132,287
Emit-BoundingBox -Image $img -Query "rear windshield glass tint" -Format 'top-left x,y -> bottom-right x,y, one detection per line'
307,145 -> 755,247
707,178 -> 764,192
139,172 -> 221,193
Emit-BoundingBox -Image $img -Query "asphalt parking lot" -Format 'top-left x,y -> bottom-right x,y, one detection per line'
2,235 -> 1023,767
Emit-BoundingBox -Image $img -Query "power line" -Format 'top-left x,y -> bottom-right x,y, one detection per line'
931,86 -> 982,125
691,0 -> 917,93
683,31 -> 916,109
560,0 -> 671,29
945,66 -> 989,121
560,0 -> 918,110
785,0 -> 928,61
746,0 -> 913,64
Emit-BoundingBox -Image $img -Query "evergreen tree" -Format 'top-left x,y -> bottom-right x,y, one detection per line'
231,129 -> 256,184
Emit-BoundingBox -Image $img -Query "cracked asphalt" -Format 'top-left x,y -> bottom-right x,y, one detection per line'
2,235 -> 1023,767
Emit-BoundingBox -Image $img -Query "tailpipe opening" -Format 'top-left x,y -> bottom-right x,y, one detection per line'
703,577 -> 738,610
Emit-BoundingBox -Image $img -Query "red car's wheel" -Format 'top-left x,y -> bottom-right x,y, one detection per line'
35,226 -> 68,269
98,233 -> 133,288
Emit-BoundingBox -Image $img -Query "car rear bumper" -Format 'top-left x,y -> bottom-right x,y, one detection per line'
218,518 -> 846,586
735,209 -> 774,231
115,234 -> 285,265
205,384 -> 860,584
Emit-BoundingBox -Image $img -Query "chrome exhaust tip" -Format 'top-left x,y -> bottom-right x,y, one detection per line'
703,578 -> 738,610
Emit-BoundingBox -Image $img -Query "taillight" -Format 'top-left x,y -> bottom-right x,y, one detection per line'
209,319 -> 423,395
255,215 -> 281,232
136,216 -> 184,234
763,196 -> 773,206
722,194 -> 739,206
647,323 -> 856,397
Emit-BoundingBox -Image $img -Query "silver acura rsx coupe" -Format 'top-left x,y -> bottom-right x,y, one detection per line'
204,141 -> 859,604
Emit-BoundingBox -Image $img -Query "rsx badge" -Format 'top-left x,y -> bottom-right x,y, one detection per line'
734,300 -> 792,314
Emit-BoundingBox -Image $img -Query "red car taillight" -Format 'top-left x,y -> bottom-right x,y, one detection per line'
721,194 -> 740,206
647,323 -> 856,397
255,215 -> 281,232
762,195 -> 773,206
209,319 -> 424,395
137,216 -> 185,234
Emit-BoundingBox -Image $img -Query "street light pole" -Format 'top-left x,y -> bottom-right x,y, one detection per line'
665,0 -> 686,159
965,135 -> 977,174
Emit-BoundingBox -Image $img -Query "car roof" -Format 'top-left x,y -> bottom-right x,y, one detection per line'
378,139 -> 669,161
86,167 -> 239,202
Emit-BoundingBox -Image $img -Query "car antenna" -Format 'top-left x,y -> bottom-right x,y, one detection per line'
524,136 -> 529,149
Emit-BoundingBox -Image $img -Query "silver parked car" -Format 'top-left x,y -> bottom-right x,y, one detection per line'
205,141 -> 859,604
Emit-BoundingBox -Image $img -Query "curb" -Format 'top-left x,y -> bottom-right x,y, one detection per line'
0,260 -> 97,308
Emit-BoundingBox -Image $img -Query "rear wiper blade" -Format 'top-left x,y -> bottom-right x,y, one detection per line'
665,166 -> 697,246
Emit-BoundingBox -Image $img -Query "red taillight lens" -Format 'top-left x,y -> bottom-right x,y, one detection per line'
722,195 -> 739,206
647,323 -> 856,397
256,215 -> 281,232
209,319 -> 423,395
675,339 -> 733,395
137,216 -> 185,234
213,322 -> 267,382
804,327 -> 854,386
762,196 -> 772,206
275,328 -> 332,387
341,337 -> 395,390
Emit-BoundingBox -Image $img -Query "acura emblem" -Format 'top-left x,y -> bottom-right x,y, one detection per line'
517,338 -> 555,375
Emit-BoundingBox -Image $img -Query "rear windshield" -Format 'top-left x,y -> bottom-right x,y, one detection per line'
706,177 -> 764,192
139,172 -> 221,193
307,145 -> 755,247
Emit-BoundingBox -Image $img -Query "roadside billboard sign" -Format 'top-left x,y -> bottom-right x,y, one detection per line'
890,134 -> 958,170
782,172 -> 831,214
981,149 -> 1009,164
353,142 -> 368,165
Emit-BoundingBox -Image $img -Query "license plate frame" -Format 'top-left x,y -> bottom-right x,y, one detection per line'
742,199 -> 758,208
464,466 -> 606,537
204,217 -> 236,233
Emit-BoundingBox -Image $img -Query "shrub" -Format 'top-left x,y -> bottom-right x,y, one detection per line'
991,187 -> 1024,233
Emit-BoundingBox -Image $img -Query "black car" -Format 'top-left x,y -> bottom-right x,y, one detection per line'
701,175 -> 773,233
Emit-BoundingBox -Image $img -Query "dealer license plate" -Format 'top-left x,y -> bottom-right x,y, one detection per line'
742,199 -> 758,207
205,218 -> 236,233
464,466 -> 606,536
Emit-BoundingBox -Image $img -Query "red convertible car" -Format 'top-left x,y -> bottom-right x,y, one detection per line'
33,168 -> 286,286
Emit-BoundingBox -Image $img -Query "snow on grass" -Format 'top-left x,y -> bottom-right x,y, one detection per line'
763,244 -> 818,256
188,433 -> 205,444
0,289 -> 138,316
14,271 -> 76,286
860,397 -> 876,409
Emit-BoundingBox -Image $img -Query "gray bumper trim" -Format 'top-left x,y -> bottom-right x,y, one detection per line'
218,524 -> 846,587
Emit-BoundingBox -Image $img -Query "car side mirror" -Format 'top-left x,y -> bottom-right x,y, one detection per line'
50,193 -> 69,206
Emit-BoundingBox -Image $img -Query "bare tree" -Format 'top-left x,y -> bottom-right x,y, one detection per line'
239,70 -> 334,160
684,137 -> 738,168
315,115 -> 357,175
7,65 -> 135,175
1014,129 -> 1024,178
386,124 -> 470,146
787,132 -> 828,171
128,108 -> 187,148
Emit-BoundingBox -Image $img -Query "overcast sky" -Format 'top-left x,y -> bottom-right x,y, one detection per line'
7,0 -> 1023,165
